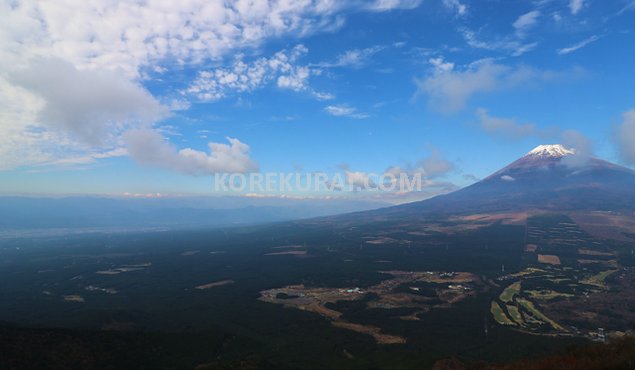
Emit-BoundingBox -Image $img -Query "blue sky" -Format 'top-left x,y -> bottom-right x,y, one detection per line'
1,0 -> 634,203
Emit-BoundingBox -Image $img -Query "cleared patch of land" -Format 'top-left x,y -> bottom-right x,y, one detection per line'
259,271 -> 481,344
181,250 -> 199,256
578,248 -> 613,257
264,250 -> 308,256
364,237 -> 401,245
537,254 -> 561,265
272,245 -> 304,249
457,212 -> 527,225
96,263 -> 151,275
63,295 -> 85,303
331,321 -> 406,344
570,211 -> 635,242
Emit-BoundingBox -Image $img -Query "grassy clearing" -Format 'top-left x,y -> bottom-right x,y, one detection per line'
526,289 -> 574,301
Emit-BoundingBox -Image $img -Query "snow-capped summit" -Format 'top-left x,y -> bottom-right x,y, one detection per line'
525,144 -> 575,158
483,144 -> 580,182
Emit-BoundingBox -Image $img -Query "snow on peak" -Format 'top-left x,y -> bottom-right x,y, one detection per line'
525,144 -> 575,158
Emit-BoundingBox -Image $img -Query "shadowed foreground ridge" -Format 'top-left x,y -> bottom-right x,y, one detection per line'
436,335 -> 635,370
2,323 -> 635,370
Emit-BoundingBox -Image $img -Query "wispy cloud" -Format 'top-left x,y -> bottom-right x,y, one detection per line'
317,46 -> 385,69
474,108 -> 593,167
513,10 -> 541,37
557,35 -> 601,55
569,0 -> 585,15
50,148 -> 129,166
476,108 -> 544,140
415,58 -> 583,113
614,109 -> 635,164
616,1 -> 635,16
312,91 -> 336,101
461,28 -> 539,57
324,105 -> 369,119
365,0 -> 423,12
442,0 -> 468,16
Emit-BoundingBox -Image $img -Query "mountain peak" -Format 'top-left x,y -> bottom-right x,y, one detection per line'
525,144 -> 575,158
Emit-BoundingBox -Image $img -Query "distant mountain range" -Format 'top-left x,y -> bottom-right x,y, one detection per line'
0,196 -> 388,233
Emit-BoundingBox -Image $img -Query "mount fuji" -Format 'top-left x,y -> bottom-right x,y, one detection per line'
380,144 -> 635,216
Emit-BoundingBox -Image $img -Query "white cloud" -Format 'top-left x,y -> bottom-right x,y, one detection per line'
324,105 -> 369,119
8,58 -> 167,145
0,1 -> 345,79
569,0 -> 585,15
557,35 -> 600,55
501,175 -> 515,181
0,58 -> 162,170
429,57 -> 455,73
384,148 -> 455,180
416,58 -> 583,113
476,108 -> 541,140
418,149 -> 456,178
561,129 -> 593,167
615,109 -> 635,165
0,1 -> 421,78
513,10 -> 541,36
337,148 -> 455,194
442,0 -> 468,16
0,1 -> 420,171
187,45 -> 315,101
0,76 -> 52,170
345,171 -> 377,189
123,129 -> 258,176
277,66 -> 311,91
